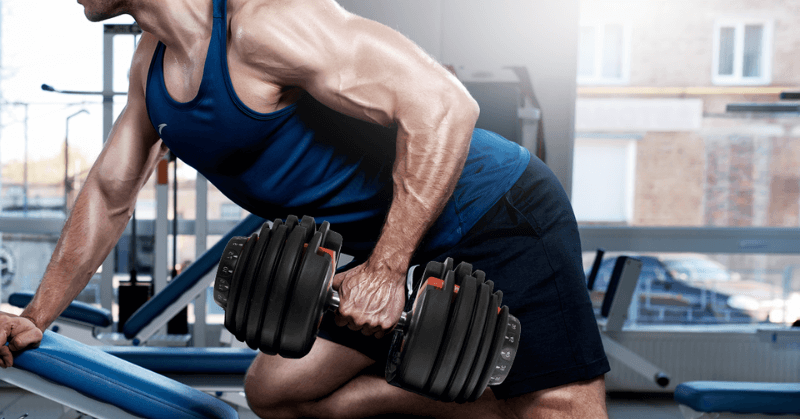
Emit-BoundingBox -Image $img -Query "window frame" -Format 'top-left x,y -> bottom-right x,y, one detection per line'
711,18 -> 774,86
577,21 -> 633,86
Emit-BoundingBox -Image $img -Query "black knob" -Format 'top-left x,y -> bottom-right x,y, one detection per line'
655,372 -> 670,388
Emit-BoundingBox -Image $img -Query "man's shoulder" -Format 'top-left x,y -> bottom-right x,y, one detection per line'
231,0 -> 348,45
129,32 -> 160,97
229,0 -> 348,82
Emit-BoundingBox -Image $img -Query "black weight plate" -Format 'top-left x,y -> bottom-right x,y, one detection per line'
279,231 -> 333,358
474,270 -> 486,284
426,264 -> 478,398
261,225 -> 307,355
224,233 -> 258,337
395,263 -> 455,393
306,227 -> 338,319
242,223 -> 275,348
250,223 -> 287,354
458,289 -> 499,403
443,257 -> 454,274
319,221 -> 343,265
387,260 -> 444,388
213,236 -> 248,309
385,260 -> 444,389
299,216 -> 316,242
454,262 -> 473,284
234,224 -> 272,343
469,292 -> 506,401
317,221 -> 330,248
443,280 -> 491,402
386,261 -> 444,389
284,215 -> 299,231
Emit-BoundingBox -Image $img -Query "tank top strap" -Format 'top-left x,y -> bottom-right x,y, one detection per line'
213,0 -> 225,19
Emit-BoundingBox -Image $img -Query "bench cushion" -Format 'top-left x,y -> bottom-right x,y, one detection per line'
13,331 -> 238,419
675,381 -> 800,415
9,291 -> 113,328
103,346 -> 257,374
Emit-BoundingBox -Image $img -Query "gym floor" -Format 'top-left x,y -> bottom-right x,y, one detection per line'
607,393 -> 685,419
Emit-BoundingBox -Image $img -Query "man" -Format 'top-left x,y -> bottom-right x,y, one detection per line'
0,0 -> 610,417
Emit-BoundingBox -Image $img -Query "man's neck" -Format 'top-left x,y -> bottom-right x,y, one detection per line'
130,0 -> 215,60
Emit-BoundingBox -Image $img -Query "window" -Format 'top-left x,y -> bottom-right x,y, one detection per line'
712,20 -> 773,85
571,136 -> 638,223
577,23 -> 631,85
220,203 -> 243,220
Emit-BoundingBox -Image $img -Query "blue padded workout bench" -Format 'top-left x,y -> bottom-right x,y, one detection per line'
9,293 -> 113,330
675,381 -> 800,418
0,331 -> 238,419
8,292 -> 258,390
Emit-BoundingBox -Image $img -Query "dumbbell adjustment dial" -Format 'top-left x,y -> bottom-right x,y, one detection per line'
213,236 -> 248,309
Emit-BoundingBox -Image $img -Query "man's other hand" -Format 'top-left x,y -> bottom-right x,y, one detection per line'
0,312 -> 43,368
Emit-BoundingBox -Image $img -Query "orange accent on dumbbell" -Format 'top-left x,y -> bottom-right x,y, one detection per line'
424,277 -> 460,293
427,277 -> 444,290
318,247 -> 337,277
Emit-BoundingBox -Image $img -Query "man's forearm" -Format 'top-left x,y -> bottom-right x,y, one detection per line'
368,97 -> 480,276
21,180 -> 136,331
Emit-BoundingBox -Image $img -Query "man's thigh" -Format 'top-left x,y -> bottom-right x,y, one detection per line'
245,337 -> 375,404
505,375 -> 608,419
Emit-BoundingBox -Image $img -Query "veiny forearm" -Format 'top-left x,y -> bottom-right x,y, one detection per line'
21,143 -> 166,331
21,183 -> 132,330
367,97 -> 479,277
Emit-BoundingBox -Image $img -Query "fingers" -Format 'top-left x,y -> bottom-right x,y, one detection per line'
331,270 -> 350,291
334,310 -> 393,339
8,326 -> 42,352
0,325 -> 11,368
0,314 -> 43,368
0,346 -> 13,369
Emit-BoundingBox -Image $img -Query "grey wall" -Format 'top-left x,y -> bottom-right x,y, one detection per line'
336,0 -> 580,196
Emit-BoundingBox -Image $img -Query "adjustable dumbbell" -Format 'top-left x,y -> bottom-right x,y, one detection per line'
213,215 -> 520,402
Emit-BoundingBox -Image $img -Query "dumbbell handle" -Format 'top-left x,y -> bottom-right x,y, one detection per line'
327,289 -> 410,330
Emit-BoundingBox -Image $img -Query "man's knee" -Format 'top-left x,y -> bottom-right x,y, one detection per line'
505,375 -> 608,419
244,358 -> 305,419
243,340 -> 375,418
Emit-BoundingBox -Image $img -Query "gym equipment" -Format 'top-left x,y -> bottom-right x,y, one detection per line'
122,214 -> 265,344
591,252 -> 671,389
675,381 -> 800,417
0,331 -> 238,419
118,195 -> 152,332
168,152 -> 189,335
213,215 -> 521,402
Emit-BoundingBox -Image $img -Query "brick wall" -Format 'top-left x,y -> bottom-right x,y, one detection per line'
633,132 -> 705,226
577,0 -> 800,228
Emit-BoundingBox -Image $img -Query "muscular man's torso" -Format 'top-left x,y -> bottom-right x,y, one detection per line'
138,0 -> 530,260
140,0 -> 296,115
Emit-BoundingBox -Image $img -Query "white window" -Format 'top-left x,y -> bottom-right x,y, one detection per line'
712,19 -> 773,85
577,23 -> 631,85
571,136 -> 638,224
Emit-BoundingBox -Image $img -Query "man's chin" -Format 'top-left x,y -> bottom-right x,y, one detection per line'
84,10 -> 120,22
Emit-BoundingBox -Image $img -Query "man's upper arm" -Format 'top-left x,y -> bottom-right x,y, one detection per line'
244,0 -> 478,128
91,32 -> 165,206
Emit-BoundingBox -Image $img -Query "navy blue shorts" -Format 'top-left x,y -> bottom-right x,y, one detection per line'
317,155 -> 610,399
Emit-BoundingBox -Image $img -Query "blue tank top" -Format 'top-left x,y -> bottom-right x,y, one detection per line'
145,0 -> 530,259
